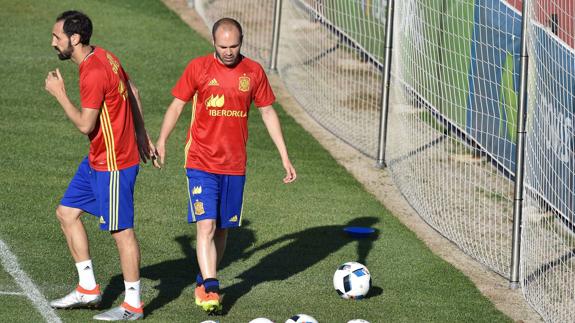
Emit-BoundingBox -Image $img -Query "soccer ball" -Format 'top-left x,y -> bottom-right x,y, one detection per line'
249,319 -> 275,323
333,262 -> 371,299
347,320 -> 370,323
285,314 -> 318,323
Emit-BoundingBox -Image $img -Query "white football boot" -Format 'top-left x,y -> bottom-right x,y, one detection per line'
93,302 -> 144,321
50,285 -> 101,309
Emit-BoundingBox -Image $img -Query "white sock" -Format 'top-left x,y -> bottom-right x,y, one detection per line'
75,260 -> 96,290
124,280 -> 141,308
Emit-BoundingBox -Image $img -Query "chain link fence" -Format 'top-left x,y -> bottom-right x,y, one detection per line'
192,0 -> 574,321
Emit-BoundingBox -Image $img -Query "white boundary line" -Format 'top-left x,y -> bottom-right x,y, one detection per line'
0,239 -> 62,323
0,291 -> 25,296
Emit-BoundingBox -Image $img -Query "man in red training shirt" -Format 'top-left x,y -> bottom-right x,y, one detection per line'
155,17 -> 297,313
45,10 -> 158,321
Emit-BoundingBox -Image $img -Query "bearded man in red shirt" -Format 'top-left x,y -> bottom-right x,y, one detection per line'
45,10 -> 158,321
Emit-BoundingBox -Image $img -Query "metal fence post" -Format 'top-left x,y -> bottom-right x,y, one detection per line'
270,0 -> 283,71
510,0 -> 530,289
376,0 -> 396,168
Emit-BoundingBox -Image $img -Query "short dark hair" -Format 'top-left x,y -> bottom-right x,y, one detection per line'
211,17 -> 243,43
56,10 -> 92,45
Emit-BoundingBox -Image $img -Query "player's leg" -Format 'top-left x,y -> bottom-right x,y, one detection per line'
201,173 -> 245,310
186,168 -> 222,312
111,228 -> 140,285
214,228 -> 228,266
196,219 -> 218,280
193,227 -> 226,310
51,158 -> 101,309
92,165 -> 144,321
196,219 -> 220,295
197,227 -> 226,285
197,227 -> 226,288
109,228 -> 143,318
195,220 -> 223,313
194,226 -> 226,313
56,205 -> 90,264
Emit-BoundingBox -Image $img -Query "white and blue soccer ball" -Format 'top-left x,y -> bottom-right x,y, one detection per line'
347,320 -> 370,323
333,262 -> 371,299
285,314 -> 318,323
249,319 -> 275,323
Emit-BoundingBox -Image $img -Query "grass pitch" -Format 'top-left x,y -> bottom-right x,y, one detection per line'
0,0 -> 512,322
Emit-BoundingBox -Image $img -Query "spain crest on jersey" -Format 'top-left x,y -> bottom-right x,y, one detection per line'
239,75 -> 250,92
194,200 -> 205,215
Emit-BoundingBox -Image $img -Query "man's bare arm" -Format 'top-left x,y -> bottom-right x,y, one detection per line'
155,98 -> 188,167
45,68 -> 99,135
259,105 -> 297,183
127,80 -> 160,168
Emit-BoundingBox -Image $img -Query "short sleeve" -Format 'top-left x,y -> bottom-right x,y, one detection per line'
172,60 -> 198,102
253,65 -> 275,108
80,66 -> 107,109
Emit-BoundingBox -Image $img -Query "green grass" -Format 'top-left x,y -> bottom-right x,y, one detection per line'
329,0 -> 386,63
0,0 -> 512,322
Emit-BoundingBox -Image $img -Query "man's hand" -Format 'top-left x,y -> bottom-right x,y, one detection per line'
154,98 -> 187,170
135,132 -> 161,169
44,68 -> 98,135
155,140 -> 166,168
282,159 -> 297,184
148,139 -> 161,169
45,68 -> 66,99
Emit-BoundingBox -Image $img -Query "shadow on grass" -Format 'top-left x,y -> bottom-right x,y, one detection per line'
221,216 -> 380,313
365,286 -> 383,299
100,221 -> 256,316
101,217 -> 378,315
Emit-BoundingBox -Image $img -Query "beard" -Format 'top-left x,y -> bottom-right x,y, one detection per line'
215,51 -> 239,67
55,39 -> 73,60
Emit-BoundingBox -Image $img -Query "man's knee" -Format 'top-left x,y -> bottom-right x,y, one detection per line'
56,205 -> 81,225
111,228 -> 137,243
111,229 -> 140,251
197,220 -> 216,238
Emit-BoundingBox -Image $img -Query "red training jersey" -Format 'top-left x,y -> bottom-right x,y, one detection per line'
172,54 -> 276,175
79,47 -> 139,171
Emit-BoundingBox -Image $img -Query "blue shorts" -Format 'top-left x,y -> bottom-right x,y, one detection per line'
60,157 -> 139,231
186,168 -> 246,229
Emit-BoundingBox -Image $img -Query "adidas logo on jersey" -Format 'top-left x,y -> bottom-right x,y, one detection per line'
229,215 -> 238,222
208,78 -> 219,86
99,216 -> 106,224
